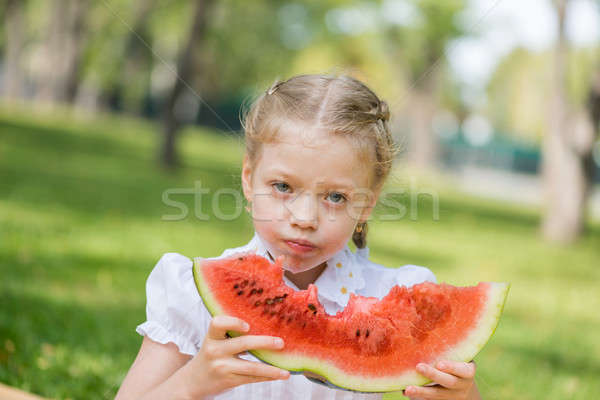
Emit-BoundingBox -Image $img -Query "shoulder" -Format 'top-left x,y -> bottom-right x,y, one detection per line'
147,252 -> 193,280
213,235 -> 261,260
354,247 -> 437,297
363,259 -> 436,285
392,264 -> 437,285
148,236 -> 256,285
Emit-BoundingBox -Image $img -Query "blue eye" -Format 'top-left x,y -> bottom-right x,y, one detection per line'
273,182 -> 291,193
327,192 -> 346,204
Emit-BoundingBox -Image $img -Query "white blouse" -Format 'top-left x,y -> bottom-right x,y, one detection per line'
136,232 -> 436,400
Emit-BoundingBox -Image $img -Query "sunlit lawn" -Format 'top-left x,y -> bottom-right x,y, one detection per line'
0,107 -> 598,399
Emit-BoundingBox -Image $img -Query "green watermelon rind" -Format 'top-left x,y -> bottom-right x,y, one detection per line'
192,256 -> 510,393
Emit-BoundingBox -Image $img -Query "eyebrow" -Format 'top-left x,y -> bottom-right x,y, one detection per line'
266,168 -> 356,192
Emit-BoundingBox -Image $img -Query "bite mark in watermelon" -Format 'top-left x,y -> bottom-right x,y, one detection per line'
192,252 -> 509,393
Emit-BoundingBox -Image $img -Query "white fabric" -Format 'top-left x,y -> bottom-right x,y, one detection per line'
136,231 -> 437,400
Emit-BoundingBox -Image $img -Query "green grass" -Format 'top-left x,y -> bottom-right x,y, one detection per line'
0,107 -> 598,399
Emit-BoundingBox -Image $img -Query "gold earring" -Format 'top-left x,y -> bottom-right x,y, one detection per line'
355,222 -> 363,233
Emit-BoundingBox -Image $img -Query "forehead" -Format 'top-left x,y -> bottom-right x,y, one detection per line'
255,129 -> 373,189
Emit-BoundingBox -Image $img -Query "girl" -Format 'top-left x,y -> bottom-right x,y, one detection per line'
115,74 -> 481,400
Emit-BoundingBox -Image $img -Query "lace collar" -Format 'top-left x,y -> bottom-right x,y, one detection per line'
246,231 -> 367,308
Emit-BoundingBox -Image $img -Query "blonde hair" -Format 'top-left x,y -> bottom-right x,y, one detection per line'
240,73 -> 400,248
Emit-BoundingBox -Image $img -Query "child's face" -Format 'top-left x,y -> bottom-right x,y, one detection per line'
242,129 -> 379,273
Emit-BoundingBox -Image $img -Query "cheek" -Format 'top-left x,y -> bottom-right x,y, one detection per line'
322,203 -> 358,228
252,192 -> 285,221
320,211 -> 357,243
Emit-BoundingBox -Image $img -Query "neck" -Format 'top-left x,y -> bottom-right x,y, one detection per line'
284,262 -> 328,290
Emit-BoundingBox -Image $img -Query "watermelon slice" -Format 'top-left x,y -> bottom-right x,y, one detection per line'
192,253 -> 509,393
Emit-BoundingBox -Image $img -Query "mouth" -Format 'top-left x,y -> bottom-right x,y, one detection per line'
284,238 -> 317,252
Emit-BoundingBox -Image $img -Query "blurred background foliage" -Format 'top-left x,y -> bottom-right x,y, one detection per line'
0,0 -> 599,398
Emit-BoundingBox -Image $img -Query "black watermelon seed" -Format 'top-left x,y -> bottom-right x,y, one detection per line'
250,280 -> 256,286
366,330 -> 370,338
312,310 -> 317,315
257,288 -> 263,294
283,293 -> 288,298
307,304 -> 316,311
241,280 -> 249,288
233,284 -> 239,289
237,290 -> 244,296
254,301 -> 262,307
250,288 -> 257,295
356,329 -> 360,337
238,257 -> 244,261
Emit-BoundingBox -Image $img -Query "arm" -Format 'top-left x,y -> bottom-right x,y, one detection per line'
115,336 -> 195,400
115,316 -> 290,400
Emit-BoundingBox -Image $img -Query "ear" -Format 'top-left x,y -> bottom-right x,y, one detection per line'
357,185 -> 382,223
241,154 -> 253,202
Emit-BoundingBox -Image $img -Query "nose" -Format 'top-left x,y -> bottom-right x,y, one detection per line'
287,191 -> 318,230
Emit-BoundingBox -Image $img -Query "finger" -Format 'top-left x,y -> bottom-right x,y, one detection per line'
415,363 -> 461,389
229,372 -> 289,387
229,358 -> 290,380
404,385 -> 451,399
208,316 -> 249,340
435,360 -> 476,380
217,335 -> 285,356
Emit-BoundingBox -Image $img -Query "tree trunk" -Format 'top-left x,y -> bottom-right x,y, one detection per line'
541,0 -> 595,243
586,72 -> 600,183
407,72 -> 439,170
3,0 -> 26,100
161,0 -> 214,169
62,0 -> 89,103
104,0 -> 155,114
36,0 -> 89,104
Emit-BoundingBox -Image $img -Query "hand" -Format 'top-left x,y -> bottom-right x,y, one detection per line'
403,360 -> 479,400
181,316 -> 290,398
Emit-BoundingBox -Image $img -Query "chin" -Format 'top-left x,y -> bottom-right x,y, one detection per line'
281,255 -> 325,274
280,260 -> 305,273
283,264 -> 318,274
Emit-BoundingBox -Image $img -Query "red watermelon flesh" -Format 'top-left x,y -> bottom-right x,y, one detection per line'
192,252 -> 509,392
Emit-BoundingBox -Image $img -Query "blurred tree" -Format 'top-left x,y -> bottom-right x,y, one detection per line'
381,0 -> 466,169
2,0 -> 27,100
36,0 -> 90,104
161,0 -> 215,168
157,0 -> 330,166
585,72 -> 600,194
541,0 -> 597,243
105,0 -> 156,114
73,0 -> 162,113
487,46 -> 599,143
486,48 -> 550,141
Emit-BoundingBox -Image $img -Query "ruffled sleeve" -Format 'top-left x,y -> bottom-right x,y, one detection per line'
393,264 -> 437,287
135,253 -> 211,356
